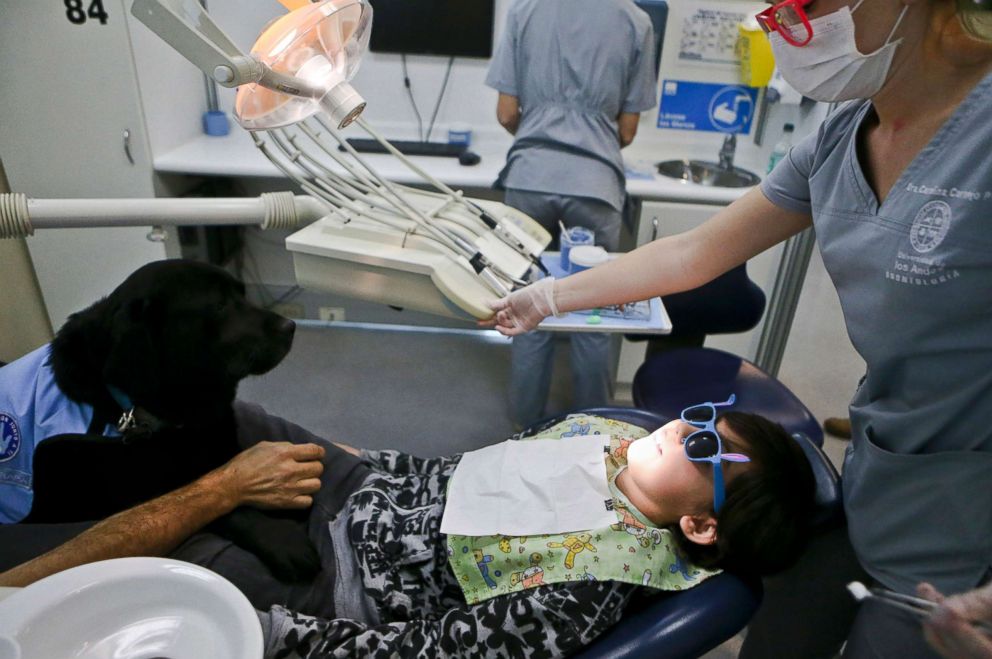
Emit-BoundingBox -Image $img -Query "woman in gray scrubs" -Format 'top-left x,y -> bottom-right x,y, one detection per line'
488,0 -> 992,656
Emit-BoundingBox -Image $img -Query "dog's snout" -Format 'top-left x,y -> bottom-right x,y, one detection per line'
241,314 -> 295,376
276,317 -> 296,338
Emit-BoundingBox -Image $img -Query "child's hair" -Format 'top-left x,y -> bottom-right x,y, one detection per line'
668,411 -> 816,576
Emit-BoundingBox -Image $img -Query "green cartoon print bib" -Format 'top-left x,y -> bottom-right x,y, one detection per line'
446,414 -> 720,604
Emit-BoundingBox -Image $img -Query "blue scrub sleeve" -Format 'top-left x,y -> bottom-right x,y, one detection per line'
622,21 -> 659,114
760,125 -> 818,216
484,7 -> 519,96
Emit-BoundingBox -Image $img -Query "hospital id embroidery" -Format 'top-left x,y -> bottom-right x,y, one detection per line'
0,413 -> 21,462
910,200 -> 952,254
886,200 -> 961,286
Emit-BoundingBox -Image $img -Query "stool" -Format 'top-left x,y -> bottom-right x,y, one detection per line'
521,406 -> 840,658
632,347 -> 824,447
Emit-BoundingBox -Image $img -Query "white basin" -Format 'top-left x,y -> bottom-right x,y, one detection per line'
0,557 -> 262,659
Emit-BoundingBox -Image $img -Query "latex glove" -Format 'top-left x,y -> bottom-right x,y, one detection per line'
486,277 -> 560,336
919,582 -> 992,659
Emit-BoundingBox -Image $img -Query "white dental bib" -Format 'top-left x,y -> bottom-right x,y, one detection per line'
441,436 -> 616,536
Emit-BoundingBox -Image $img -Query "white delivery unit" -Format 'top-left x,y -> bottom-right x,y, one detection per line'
288,198 -> 548,320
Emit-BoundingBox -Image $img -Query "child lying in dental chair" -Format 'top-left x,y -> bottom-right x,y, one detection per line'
256,397 -> 816,659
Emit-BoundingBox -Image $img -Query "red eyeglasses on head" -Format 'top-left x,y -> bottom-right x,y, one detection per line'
756,0 -> 817,47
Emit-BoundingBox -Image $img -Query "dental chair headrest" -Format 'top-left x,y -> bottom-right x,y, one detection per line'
791,432 -> 842,529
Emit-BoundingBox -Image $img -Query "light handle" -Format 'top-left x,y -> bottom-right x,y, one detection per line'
130,0 -> 263,86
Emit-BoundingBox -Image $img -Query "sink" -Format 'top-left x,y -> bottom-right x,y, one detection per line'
0,557 -> 263,659
655,159 -> 761,188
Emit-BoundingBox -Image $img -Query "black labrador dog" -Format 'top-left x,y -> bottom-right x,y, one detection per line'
21,260 -> 318,581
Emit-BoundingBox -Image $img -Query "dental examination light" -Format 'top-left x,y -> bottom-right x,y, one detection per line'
0,0 -> 551,320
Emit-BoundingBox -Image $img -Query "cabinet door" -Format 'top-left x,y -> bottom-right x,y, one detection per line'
0,0 -> 166,330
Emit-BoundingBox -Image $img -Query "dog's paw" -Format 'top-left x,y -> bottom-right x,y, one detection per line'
252,523 -> 321,582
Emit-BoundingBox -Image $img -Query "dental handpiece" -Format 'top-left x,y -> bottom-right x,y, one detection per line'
847,581 -> 992,638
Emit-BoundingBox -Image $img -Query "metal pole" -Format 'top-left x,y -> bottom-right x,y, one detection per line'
0,194 -> 323,238
198,0 -> 220,111
753,227 -> 817,376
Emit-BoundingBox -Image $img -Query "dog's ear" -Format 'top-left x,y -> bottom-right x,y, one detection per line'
113,297 -> 165,328
48,298 -> 114,403
102,298 -> 163,404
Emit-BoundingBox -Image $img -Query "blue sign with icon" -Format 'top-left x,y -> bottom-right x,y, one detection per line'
657,80 -> 760,134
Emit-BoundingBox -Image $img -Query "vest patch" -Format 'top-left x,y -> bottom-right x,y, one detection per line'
0,413 -> 21,462
0,467 -> 31,489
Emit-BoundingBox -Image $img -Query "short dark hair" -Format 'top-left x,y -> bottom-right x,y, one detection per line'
669,411 -> 816,576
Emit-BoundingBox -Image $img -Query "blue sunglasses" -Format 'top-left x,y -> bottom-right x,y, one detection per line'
681,394 -> 751,512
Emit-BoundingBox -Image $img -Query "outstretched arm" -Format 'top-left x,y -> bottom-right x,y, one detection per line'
488,188 -> 812,335
0,441 -> 324,587
555,188 -> 811,311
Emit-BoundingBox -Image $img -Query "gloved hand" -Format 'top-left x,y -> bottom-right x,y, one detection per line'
486,276 -> 560,336
919,582 -> 992,659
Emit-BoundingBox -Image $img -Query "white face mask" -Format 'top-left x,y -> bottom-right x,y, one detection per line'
768,0 -> 909,102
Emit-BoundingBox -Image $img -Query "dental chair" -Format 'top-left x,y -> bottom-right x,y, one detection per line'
520,406 -> 841,658
626,263 -> 767,354
632,348 -> 824,447
619,261 -> 825,449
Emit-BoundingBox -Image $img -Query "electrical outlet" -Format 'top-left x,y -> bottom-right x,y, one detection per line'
319,306 -> 346,322
272,302 -> 306,319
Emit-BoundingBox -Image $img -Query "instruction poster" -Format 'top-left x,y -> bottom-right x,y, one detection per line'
656,80 -> 759,134
678,7 -> 749,65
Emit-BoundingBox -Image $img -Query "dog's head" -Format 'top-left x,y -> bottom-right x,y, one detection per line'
51,260 -> 295,426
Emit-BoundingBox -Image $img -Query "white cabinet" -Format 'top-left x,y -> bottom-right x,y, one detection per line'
0,0 -> 167,330
616,199 -> 783,385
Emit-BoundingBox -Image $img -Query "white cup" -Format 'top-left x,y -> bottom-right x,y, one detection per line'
568,245 -> 610,273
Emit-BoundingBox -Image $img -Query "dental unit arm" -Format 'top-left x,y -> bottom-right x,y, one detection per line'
0,0 -> 552,321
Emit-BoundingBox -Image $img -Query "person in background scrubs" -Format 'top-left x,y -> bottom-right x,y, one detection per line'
486,0 -> 992,655
485,0 -> 657,428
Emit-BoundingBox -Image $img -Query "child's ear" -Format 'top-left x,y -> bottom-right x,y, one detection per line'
679,514 -> 718,546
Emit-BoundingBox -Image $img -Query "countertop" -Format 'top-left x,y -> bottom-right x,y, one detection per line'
154,128 -> 763,205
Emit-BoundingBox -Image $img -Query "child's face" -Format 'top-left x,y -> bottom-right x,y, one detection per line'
623,418 -> 740,525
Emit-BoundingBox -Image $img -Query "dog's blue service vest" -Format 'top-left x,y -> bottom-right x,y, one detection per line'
0,344 -> 118,523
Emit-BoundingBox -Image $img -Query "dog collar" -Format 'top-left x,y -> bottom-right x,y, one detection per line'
106,385 -> 170,435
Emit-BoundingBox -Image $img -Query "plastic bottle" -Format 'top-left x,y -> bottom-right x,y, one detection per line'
767,123 -> 795,174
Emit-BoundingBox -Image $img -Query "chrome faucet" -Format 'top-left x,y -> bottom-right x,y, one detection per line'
718,134 -> 736,170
